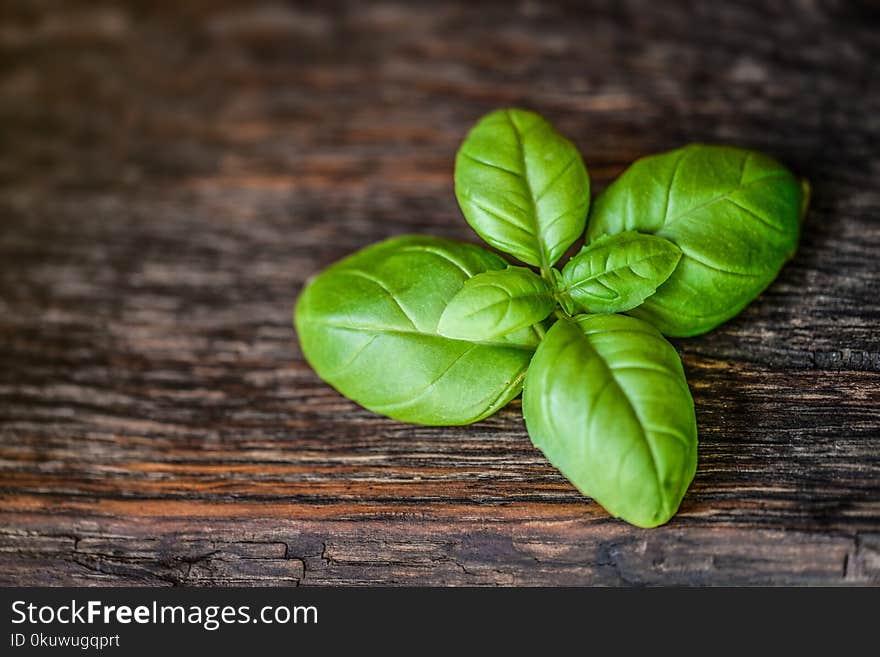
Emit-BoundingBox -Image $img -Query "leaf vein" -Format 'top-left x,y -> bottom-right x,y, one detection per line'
726,198 -> 786,235
338,269 -> 420,329
459,150 -> 522,178
677,246 -> 762,278
662,172 -> 790,229
303,320 -> 537,351
468,197 -> 532,237
662,149 -> 689,224
397,245 -> 476,278
324,334 -> 379,378
535,155 -> 577,203
371,344 -> 478,412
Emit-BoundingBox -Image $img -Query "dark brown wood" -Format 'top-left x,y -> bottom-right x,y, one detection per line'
1,0 -> 878,586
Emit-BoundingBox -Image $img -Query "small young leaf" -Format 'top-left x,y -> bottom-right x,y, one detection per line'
558,232 -> 681,314
294,236 -> 537,426
522,314 -> 698,528
587,144 -> 805,336
455,108 -> 590,271
438,266 -> 556,341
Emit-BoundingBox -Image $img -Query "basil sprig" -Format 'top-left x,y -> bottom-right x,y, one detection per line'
295,109 -> 807,527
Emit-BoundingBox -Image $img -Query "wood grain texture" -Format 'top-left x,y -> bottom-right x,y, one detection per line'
1,0 -> 879,585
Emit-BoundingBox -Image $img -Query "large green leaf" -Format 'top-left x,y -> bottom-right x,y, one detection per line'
587,144 -> 805,336
558,231 -> 681,314
438,266 -> 555,341
294,236 -> 537,426
455,108 -> 590,271
523,314 -> 698,528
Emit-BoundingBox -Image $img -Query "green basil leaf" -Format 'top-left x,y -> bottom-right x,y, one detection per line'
455,108 -> 590,271
294,236 -> 537,426
438,266 -> 555,341
587,144 -> 805,336
559,231 -> 681,314
523,314 -> 698,528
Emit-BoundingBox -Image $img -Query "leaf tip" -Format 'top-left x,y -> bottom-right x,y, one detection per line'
799,177 -> 811,223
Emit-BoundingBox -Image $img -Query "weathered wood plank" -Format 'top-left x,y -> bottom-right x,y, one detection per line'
0,0 -> 878,585
0,519 -> 872,586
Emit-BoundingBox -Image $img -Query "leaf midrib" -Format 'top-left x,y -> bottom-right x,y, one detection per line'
582,328 -> 670,517
506,109 -> 550,274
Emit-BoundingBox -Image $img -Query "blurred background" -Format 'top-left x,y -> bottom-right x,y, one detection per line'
1,1 -> 878,585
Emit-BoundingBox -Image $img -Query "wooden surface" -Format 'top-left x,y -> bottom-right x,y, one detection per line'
1,0 -> 879,586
